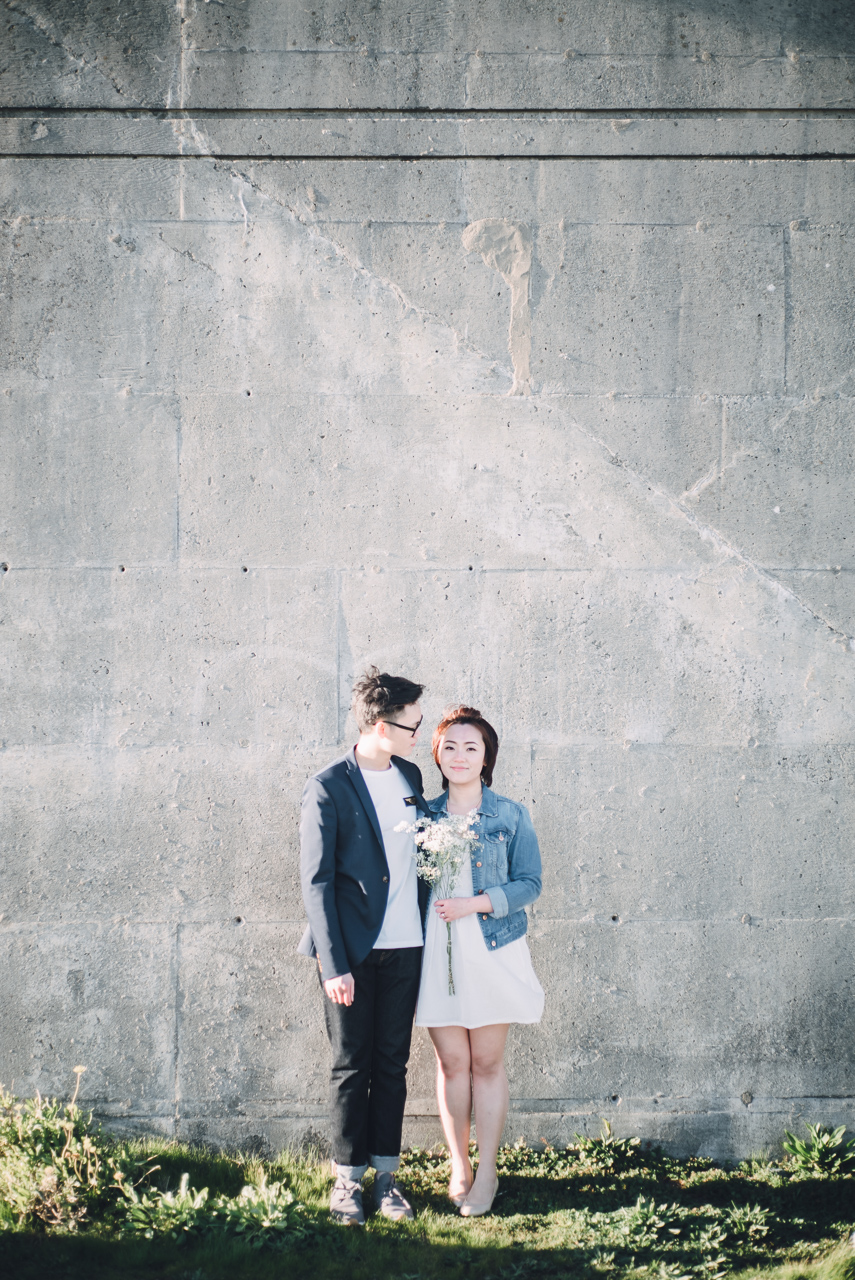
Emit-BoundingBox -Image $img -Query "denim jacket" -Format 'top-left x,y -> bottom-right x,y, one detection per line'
427,786 -> 542,951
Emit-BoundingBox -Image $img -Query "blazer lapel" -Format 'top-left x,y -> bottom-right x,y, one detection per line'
393,755 -> 432,816
344,748 -> 385,852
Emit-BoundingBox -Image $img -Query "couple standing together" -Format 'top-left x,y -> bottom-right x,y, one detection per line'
298,667 -> 544,1225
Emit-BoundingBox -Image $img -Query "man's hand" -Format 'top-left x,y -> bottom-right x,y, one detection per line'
324,972 -> 355,1006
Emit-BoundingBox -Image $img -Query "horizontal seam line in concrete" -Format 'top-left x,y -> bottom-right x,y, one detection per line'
1,388 -> 852,395
3,107 -> 855,117
2,919 -> 853,928
95,1097 -> 855,1105
3,152 -> 854,161
503,1098 -> 855,1108
534,917 -> 855,924
4,743 -> 854,753
176,48 -> 855,56
89,1103 -> 855,1114
1,564 -> 851,573
87,1098 -> 855,1112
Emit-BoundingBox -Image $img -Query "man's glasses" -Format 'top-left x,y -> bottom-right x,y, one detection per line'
384,717 -> 423,737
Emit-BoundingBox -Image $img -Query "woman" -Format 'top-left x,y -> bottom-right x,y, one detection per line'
416,706 -> 543,1217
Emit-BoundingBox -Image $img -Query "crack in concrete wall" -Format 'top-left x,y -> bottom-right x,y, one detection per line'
218,161 -> 515,388
565,416 -> 854,648
6,0 -> 129,101
192,161 -> 853,645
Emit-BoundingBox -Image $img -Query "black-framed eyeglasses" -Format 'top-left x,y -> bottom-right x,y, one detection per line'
384,717 -> 423,737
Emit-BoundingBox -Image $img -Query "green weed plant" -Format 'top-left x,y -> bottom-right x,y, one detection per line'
119,1170 -> 315,1249
573,1120 -> 644,1172
783,1124 -> 855,1177
0,1076 -> 318,1250
0,1069 -> 141,1231
1,1077 -> 854,1280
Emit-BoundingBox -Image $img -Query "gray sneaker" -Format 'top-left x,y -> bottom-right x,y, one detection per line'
373,1171 -> 414,1220
330,1175 -> 365,1226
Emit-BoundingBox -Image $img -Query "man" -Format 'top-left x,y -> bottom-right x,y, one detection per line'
298,666 -> 430,1226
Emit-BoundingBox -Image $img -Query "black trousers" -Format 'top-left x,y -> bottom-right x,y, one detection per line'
321,946 -> 423,1169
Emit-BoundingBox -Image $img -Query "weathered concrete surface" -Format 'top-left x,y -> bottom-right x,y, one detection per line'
1,2 -> 854,1161
4,111 -> 855,159
3,0 -> 853,110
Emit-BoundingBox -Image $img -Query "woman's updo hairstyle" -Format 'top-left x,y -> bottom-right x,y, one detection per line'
432,705 -> 499,789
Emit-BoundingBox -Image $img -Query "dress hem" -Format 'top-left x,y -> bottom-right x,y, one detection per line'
415,1016 -> 543,1029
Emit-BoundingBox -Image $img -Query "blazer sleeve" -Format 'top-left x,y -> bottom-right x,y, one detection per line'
299,775 -> 351,980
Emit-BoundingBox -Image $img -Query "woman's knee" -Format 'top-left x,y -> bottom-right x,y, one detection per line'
468,1039 -> 506,1080
470,1049 -> 507,1082
436,1048 -> 471,1080
468,1026 -> 509,1081
430,1029 -> 472,1080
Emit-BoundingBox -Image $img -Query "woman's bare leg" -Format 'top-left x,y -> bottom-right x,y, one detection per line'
468,1023 -> 510,1199
429,1026 -> 474,1197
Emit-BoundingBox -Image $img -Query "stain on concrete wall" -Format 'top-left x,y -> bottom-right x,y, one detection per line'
462,220 -> 532,395
1,1 -> 854,1160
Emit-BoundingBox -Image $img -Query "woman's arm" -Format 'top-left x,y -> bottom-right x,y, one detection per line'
434,893 -> 492,921
435,803 -> 542,922
483,804 -> 542,919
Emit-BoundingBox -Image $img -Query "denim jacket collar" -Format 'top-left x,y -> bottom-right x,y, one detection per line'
479,786 -> 499,816
428,785 -> 498,817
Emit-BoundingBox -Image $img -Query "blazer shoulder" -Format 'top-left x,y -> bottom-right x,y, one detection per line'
306,754 -> 351,790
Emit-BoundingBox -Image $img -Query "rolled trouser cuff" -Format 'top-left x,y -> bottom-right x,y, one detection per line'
370,1154 -> 400,1173
334,1162 -> 368,1181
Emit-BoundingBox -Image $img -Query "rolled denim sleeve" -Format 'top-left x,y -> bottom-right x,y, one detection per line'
486,882 -> 510,918
489,804 -> 542,919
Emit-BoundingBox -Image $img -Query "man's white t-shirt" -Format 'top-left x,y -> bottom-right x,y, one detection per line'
359,764 -> 423,949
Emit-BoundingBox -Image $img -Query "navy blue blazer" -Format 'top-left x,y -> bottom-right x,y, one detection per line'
297,748 -> 432,979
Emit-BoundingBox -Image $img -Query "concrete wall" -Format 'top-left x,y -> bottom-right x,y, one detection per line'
2,1 -> 854,1160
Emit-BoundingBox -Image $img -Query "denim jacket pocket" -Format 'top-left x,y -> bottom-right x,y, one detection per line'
480,828 -> 511,880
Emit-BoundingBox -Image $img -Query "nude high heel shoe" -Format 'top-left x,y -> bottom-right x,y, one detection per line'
458,1176 -> 498,1217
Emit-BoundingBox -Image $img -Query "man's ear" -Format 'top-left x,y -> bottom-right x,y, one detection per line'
374,719 -> 389,740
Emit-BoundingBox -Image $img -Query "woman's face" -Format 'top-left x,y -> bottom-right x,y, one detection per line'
438,722 -> 486,786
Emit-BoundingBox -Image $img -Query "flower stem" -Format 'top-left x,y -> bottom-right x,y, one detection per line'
446,921 -> 455,995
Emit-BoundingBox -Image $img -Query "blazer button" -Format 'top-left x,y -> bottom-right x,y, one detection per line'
491,940 -> 497,946
482,914 -> 488,920
476,861 -> 482,868
382,876 -> 388,883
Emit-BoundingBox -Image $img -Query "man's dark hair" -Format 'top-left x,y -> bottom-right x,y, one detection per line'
351,666 -> 424,733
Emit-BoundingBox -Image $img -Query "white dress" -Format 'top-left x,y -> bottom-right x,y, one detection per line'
415,853 -> 544,1029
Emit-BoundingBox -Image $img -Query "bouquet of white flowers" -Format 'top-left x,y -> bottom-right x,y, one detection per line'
395,810 -> 479,994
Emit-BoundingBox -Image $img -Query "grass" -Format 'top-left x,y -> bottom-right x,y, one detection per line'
1,1131 -> 854,1280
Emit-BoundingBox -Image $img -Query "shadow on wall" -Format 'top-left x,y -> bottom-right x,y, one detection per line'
172,0 -> 855,57
160,0 -> 855,60
3,0 -> 853,112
